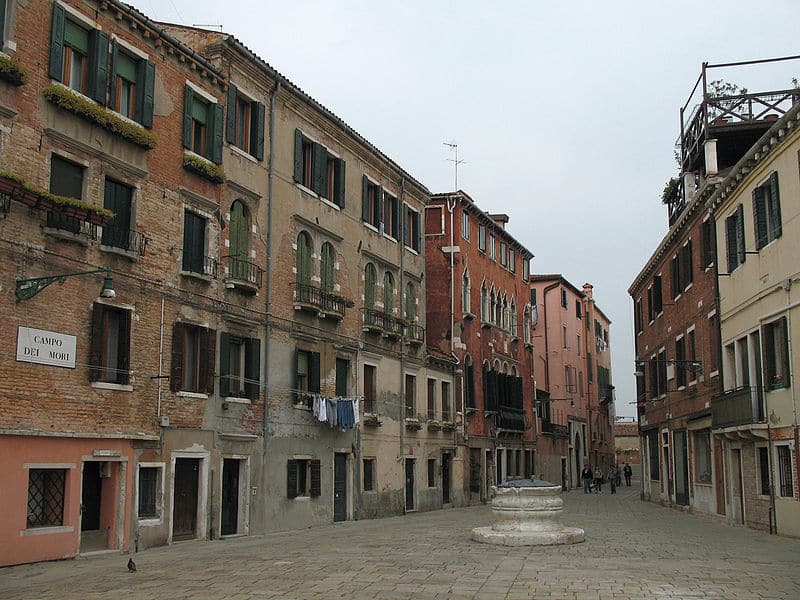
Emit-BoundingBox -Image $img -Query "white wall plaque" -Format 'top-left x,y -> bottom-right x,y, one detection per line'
16,326 -> 77,369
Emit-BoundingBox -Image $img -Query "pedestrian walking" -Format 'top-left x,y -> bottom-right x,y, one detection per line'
608,464 -> 618,494
581,465 -> 593,494
623,463 -> 633,487
593,467 -> 602,493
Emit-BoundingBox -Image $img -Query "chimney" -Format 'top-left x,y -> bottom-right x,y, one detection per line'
582,283 -> 593,299
488,213 -> 509,229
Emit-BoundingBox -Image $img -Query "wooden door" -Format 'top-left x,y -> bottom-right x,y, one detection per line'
333,453 -> 347,522
81,461 -> 102,531
442,453 -> 451,504
173,458 -> 199,540
405,458 -> 415,511
221,459 -> 239,536
714,436 -> 726,515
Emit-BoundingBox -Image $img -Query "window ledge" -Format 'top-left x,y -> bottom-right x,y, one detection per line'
684,283 -> 693,293
404,246 -> 419,256
21,525 -> 74,536
43,227 -> 91,246
292,496 -> 311,502
709,370 -> 719,378
176,391 -> 208,400
137,517 -> 163,527
100,244 -> 140,261
319,197 -> 342,211
229,144 -> 259,163
224,396 -> 251,404
180,270 -> 214,283
296,183 -> 318,198
463,312 -> 476,321
91,382 -> 134,392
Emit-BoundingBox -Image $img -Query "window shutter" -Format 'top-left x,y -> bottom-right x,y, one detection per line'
201,328 -> 216,395
292,349 -> 299,404
375,187 -> 383,228
109,40 -> 119,109
726,214 -> 737,272
309,352 -> 321,394
770,172 -> 782,239
211,103 -> 224,164
138,60 -> 155,128
312,143 -> 326,196
402,204 -> 409,245
225,83 -> 237,144
218,332 -> 230,398
684,240 -> 693,287
310,460 -> 321,497
753,186 -> 767,250
736,204 -> 746,265
287,461 -> 298,499
780,318 -> 790,389
88,304 -> 104,382
413,211 -> 421,251
182,85 -> 193,149
361,175 -> 370,222
293,129 -> 303,183
49,3 -> 66,81
392,197 -> 400,239
118,309 -> 131,385
245,338 -> 261,400
88,29 -> 109,105
334,159 -> 346,207
253,102 -> 265,161
170,322 -> 185,392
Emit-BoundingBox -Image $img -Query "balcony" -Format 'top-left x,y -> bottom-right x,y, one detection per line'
541,420 -> 569,438
45,211 -> 98,241
405,323 -> 425,346
101,225 -> 149,257
223,255 -> 263,293
363,308 -> 387,334
497,407 -> 525,432
383,315 -> 404,340
182,253 -> 218,278
294,283 -> 346,320
712,386 -> 765,429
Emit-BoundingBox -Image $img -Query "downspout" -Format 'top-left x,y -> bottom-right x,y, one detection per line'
399,176 -> 406,513
541,282 -> 560,391
445,197 -> 465,445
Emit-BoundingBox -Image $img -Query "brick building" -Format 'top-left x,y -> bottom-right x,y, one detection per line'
614,421 -> 640,467
424,191 -> 535,502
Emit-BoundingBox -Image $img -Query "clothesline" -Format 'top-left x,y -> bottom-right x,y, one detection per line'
312,395 -> 360,431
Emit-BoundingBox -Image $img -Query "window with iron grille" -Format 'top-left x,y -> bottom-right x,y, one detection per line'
777,445 -> 793,497
758,446 -> 771,496
137,466 -> 161,519
27,468 -> 66,528
287,459 -> 320,498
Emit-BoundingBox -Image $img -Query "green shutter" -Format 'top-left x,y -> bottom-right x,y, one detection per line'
293,128 -> 303,183
375,187 -> 383,228
310,460 -> 321,497
117,310 -> 131,385
312,143 -> 326,196
245,338 -> 260,400
334,159 -> 346,207
211,103 -> 224,164
218,332 -> 230,398
736,204 -> 746,265
287,461 -> 298,499
413,211 -> 421,251
770,172 -> 782,239
88,29 -> 108,104
137,59 -> 155,128
392,197 -> 400,239
361,175 -> 370,222
726,214 -> 737,272
253,102 -> 265,161
753,186 -> 767,250
309,352 -> 321,394
116,50 -> 138,81
225,83 -> 237,144
64,19 -> 89,53
109,40 -> 119,109
200,328 -> 216,395
402,204 -> 409,245
182,85 -> 193,149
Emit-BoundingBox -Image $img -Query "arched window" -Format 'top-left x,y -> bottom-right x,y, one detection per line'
510,299 -> 518,335
405,282 -> 416,321
296,231 -> 312,286
383,271 -> 395,314
364,263 -> 376,310
481,282 -> 489,321
523,307 -> 531,344
229,200 -> 250,280
501,295 -> 508,330
320,242 -> 335,293
490,289 -> 496,324
462,269 -> 471,314
464,354 -> 475,409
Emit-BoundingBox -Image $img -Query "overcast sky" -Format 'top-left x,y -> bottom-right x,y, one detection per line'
136,0 -> 798,418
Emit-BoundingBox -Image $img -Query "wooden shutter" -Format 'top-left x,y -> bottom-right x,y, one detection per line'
287,461 -> 298,499
736,204 -> 746,266
49,3 -> 66,81
218,332 -> 230,398
253,102 -> 265,161
402,204 -> 409,245
309,351 -> 321,394
170,322 -> 185,392
211,103 -> 224,164
88,29 -> 109,104
109,40 -> 119,109
391,197 -> 400,239
293,129 -> 303,183
413,211 -> 421,251
670,255 -> 679,299
684,240 -> 693,287
375,187 -> 383,228
310,460 -> 321,497
292,348 -> 299,404
334,159 -> 346,207
753,185 -> 767,250
138,60 -> 155,128
118,308 -> 131,385
88,303 -> 104,382
225,83 -> 237,144
780,317 -> 790,389
182,85 -> 193,149
201,328 -> 216,395
769,172 -> 782,239
245,337 -> 261,400
312,143 -> 326,196
361,175 -> 370,222
726,214 -> 737,272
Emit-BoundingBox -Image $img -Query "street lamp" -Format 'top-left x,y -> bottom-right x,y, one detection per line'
15,268 -> 115,302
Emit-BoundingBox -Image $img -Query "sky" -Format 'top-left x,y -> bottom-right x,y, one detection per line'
134,0 -> 799,418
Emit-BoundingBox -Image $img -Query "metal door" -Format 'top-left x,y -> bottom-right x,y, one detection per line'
221,459 -> 239,535
405,458 -> 415,511
442,453 -> 451,504
334,453 -> 347,522
173,458 -> 199,540
81,461 -> 102,531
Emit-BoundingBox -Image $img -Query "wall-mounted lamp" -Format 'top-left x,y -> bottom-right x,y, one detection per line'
16,268 -> 115,302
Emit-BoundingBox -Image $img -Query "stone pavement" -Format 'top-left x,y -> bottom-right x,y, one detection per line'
2,481 -> 800,599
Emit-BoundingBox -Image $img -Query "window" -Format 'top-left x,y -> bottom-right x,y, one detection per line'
182,210 -> 210,275
478,224 -> 486,252
137,465 -> 162,520
523,309 -> 531,344
1,0 -> 9,45
758,447 -> 770,496
219,333 -> 260,400
578,371 -> 584,397
320,243 -> 335,293
701,218 -> 715,269
428,458 -> 436,488
294,130 -> 345,206
462,269 -> 471,314
287,459 -> 321,498
381,271 -> 395,314
652,275 -> 663,315
657,348 -> 667,396
480,282 -> 489,321
403,204 -> 421,252
427,378 -> 436,420
500,242 -> 507,267
764,317 -> 790,390
49,5 -> 96,98
509,249 -> 516,273
361,176 -> 382,228
777,445 -> 793,497
102,179 -> 134,251
647,430 -> 660,480
562,325 -> 568,349
405,373 -> 416,418
694,430 -> 711,483
577,334 -> 581,356
228,201 -> 252,281
110,41 -> 155,127
462,212 -> 470,240
670,253 -> 681,300
27,468 -> 66,528
48,155 -> 84,235
226,83 -> 265,159
183,84 -> 223,163
635,298 -> 643,334
725,204 -> 746,273
89,303 -> 131,385
364,263 -> 376,310
687,329 -> 697,383
363,364 -> 377,413
681,240 -> 693,289
753,172 -> 782,250
675,336 -> 686,388
295,232 -> 312,288
510,300 -> 517,335
441,381 -> 451,422
561,288 -> 567,309
363,458 -> 376,492
294,349 -> 320,406
522,258 -> 529,282
576,300 -> 582,320
170,323 -> 215,394
708,311 -> 720,374
383,193 -> 399,238
336,358 -> 349,397
405,282 -> 417,321
464,355 -> 475,409
488,235 -> 496,260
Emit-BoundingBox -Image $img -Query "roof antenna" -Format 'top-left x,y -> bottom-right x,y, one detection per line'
192,24 -> 224,32
443,141 -> 465,191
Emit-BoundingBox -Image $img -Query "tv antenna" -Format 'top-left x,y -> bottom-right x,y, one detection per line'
443,141 -> 465,191
192,24 -> 224,32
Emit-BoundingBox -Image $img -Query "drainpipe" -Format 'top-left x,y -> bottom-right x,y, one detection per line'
399,176 -> 406,512
541,282 -> 560,391
445,196 -> 466,446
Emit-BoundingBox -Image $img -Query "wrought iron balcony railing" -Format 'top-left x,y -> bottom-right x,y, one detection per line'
182,252 -> 218,278
101,225 -> 149,256
405,323 -> 425,345
294,283 -> 345,319
541,420 -> 569,437
497,407 -> 525,431
223,255 -> 263,289
46,211 -> 97,239
712,385 -> 765,429
363,308 -> 387,333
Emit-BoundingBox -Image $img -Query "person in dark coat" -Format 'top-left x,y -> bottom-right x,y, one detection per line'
623,463 -> 633,487
581,465 -> 593,493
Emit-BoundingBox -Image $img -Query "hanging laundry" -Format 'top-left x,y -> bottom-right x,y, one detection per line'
353,398 -> 360,425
